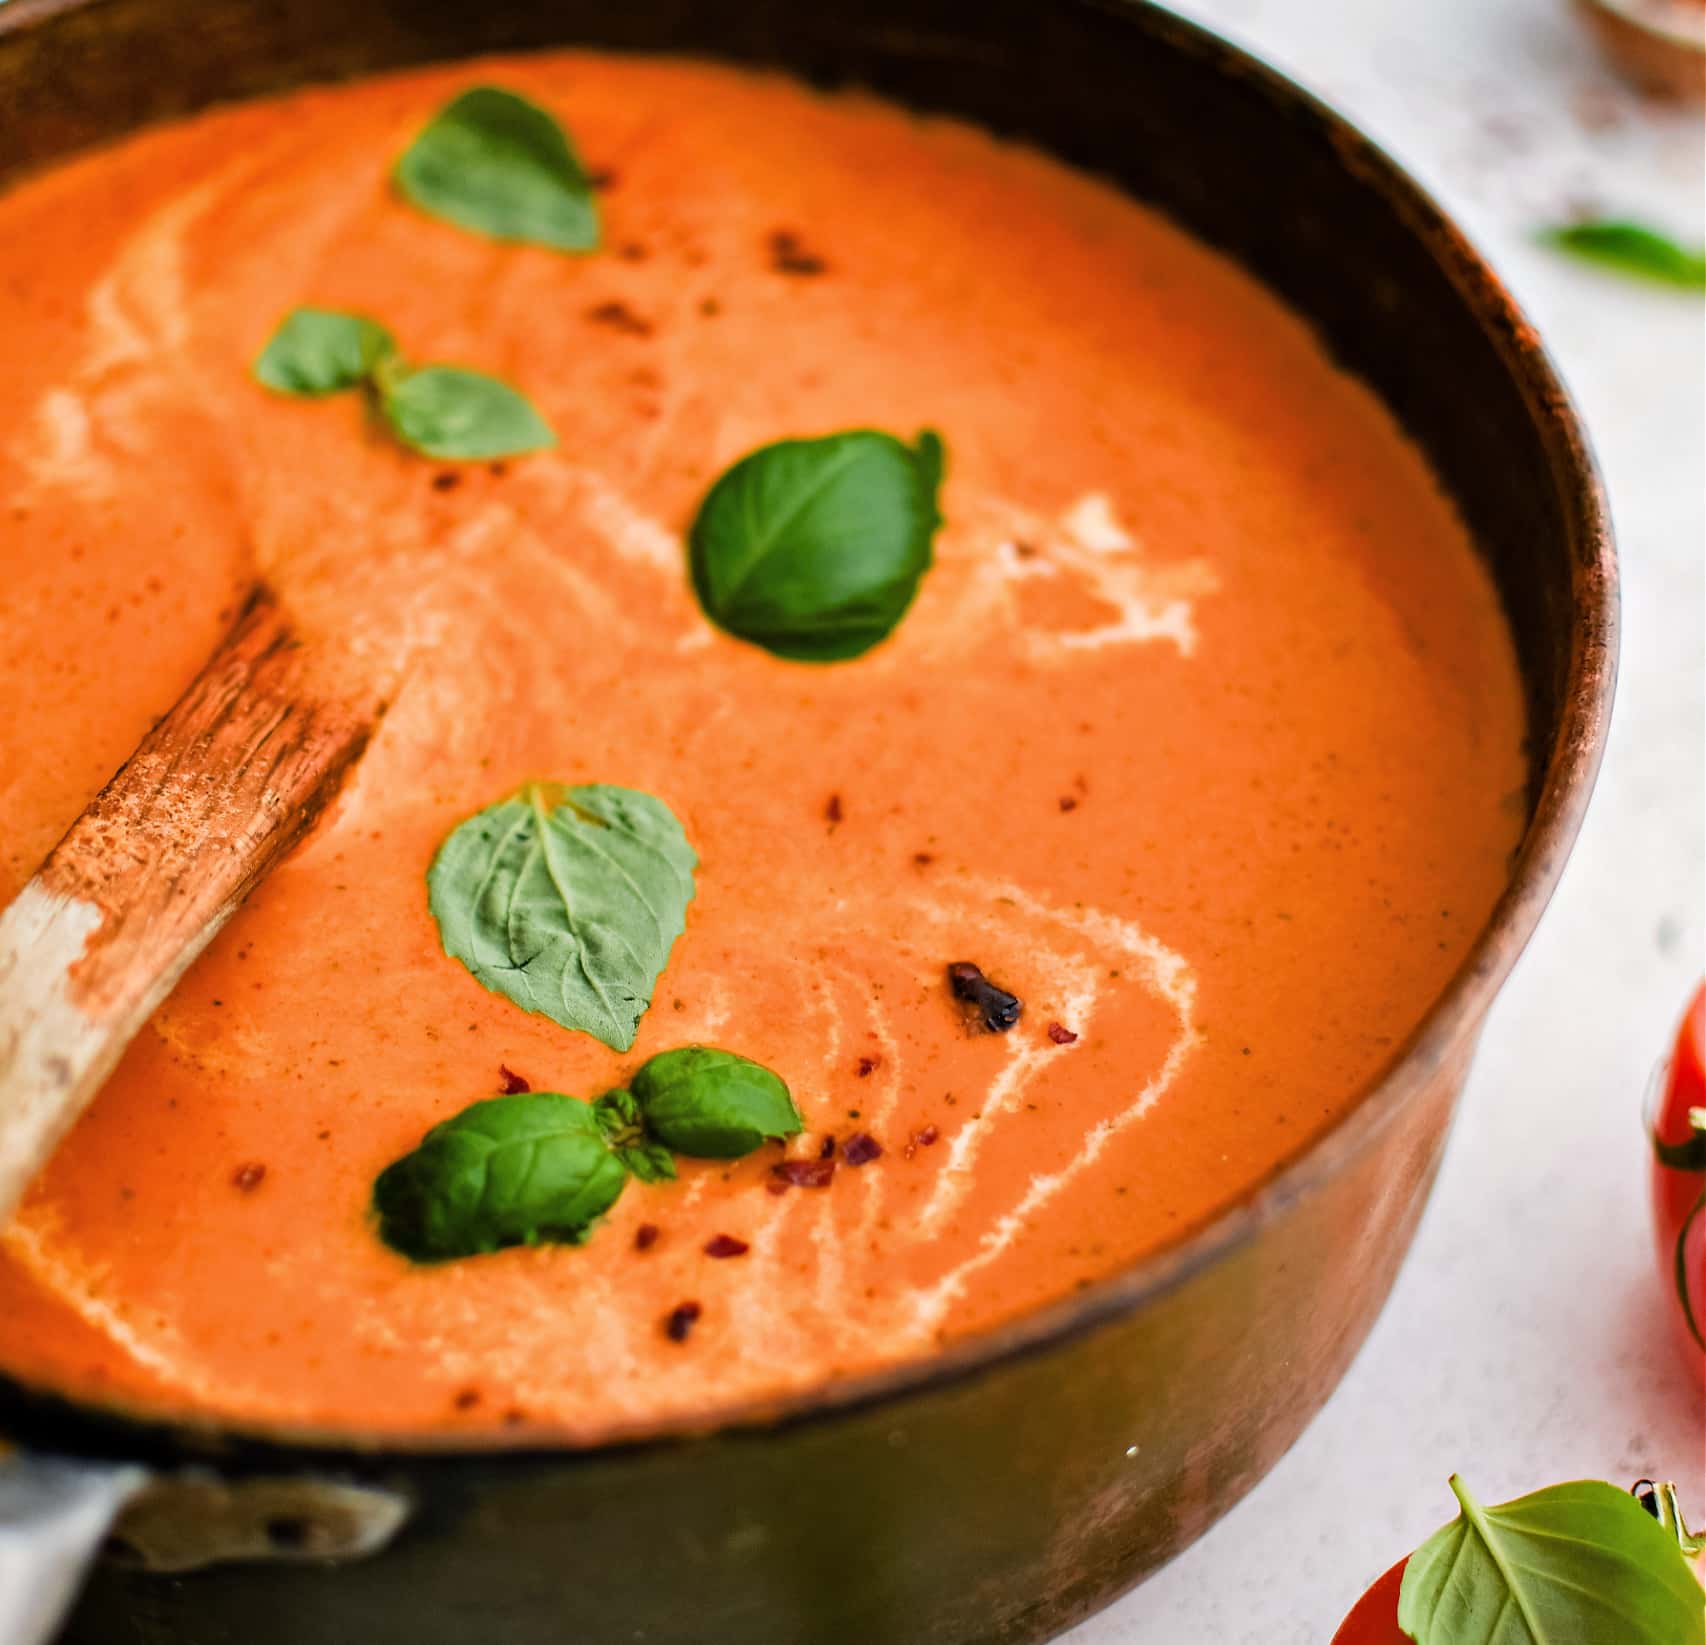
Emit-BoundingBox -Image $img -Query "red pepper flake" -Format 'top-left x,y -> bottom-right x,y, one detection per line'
1012,540 -> 1038,559
665,1301 -> 702,1342
452,1387 -> 481,1411
704,1234 -> 750,1259
825,793 -> 844,825
586,299 -> 653,338
769,229 -> 827,276
765,1177 -> 791,1195
502,1408 -> 527,1426
856,1055 -> 879,1077
431,471 -> 460,492
817,1134 -> 837,1160
634,1223 -> 661,1252
842,1133 -> 883,1167
1058,795 -> 1079,812
699,297 -> 722,318
619,242 -> 648,262
1046,1022 -> 1079,1045
231,1162 -> 267,1192
773,1158 -> 836,1189
585,166 -> 618,190
498,1065 -> 531,1094
901,1122 -> 941,1161
913,851 -> 935,866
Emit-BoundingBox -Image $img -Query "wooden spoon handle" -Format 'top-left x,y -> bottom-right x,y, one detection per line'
0,587 -> 381,1225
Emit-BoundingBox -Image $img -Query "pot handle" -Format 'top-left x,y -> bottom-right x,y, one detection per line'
0,1452 -> 148,1645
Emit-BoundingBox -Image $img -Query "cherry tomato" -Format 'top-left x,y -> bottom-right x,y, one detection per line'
1330,1558 -> 1407,1645
1649,982 -> 1706,1359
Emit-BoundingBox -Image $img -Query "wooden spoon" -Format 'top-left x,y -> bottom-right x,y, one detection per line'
0,586 -> 383,1225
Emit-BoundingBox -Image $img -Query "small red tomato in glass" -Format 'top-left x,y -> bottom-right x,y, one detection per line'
1648,982 -> 1706,1360
1329,1557 -> 1407,1645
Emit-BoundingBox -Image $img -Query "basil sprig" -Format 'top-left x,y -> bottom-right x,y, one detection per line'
374,1092 -> 628,1262
253,306 -> 553,461
592,1089 -> 678,1184
427,783 -> 697,1053
630,1046 -> 804,1157
1398,1476 -> 1704,1645
395,85 -> 600,253
1543,219 -> 1706,290
688,428 -> 946,662
374,1048 -> 800,1262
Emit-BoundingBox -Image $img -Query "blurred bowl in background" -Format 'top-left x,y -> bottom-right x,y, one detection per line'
1578,0 -> 1706,100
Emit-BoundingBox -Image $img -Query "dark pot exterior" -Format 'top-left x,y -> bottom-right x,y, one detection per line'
0,3 -> 1615,1642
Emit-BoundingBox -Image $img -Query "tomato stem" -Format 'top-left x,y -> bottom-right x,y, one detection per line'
1652,1102 -> 1706,1171
1635,1480 -> 1706,1558
1654,1130 -> 1706,1172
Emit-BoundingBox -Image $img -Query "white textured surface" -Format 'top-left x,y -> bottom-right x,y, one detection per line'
1066,1 -> 1706,1640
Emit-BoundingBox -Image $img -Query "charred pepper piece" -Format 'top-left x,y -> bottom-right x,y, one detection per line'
946,962 -> 1023,1032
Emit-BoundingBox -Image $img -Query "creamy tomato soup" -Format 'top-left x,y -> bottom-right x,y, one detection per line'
0,54 -> 1525,1438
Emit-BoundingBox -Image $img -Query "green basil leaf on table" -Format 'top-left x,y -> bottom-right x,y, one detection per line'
378,363 -> 555,460
427,783 -> 697,1053
1397,1475 -> 1704,1645
630,1046 -> 803,1158
592,1089 -> 678,1184
688,428 -> 946,662
395,85 -> 600,252
373,1092 -> 628,1262
1543,220 -> 1706,290
253,307 -> 396,396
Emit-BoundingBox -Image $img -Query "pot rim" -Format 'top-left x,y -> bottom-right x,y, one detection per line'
0,0 -> 1618,1468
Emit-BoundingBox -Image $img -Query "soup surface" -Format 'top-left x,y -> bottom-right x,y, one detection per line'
0,54 -> 1525,1439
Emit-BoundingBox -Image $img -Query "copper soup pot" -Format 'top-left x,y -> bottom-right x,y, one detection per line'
0,1 -> 1615,1641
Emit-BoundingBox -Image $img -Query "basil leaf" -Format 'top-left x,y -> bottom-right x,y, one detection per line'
592,1089 -> 677,1184
254,307 -> 396,396
380,364 -> 554,461
1544,220 -> 1706,290
395,85 -> 599,252
373,1092 -> 627,1261
427,783 -> 697,1053
688,428 -> 945,662
630,1046 -> 803,1158
1397,1476 -> 1704,1645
